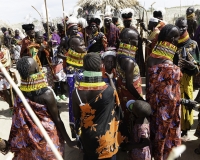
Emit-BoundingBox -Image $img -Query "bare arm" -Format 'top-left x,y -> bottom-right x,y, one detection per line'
72,90 -> 81,120
57,38 -> 67,60
125,60 -> 144,100
105,72 -> 116,90
43,90 -> 72,146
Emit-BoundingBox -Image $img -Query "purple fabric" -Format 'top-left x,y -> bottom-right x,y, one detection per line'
14,35 -> 22,40
194,25 -> 200,47
106,23 -> 119,47
51,33 -> 61,45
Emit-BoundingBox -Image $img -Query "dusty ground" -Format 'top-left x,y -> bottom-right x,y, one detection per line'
0,92 -> 200,160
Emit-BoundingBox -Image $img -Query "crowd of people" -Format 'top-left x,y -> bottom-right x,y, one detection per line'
0,5 -> 200,160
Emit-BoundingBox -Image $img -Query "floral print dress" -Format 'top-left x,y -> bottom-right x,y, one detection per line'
146,63 -> 182,160
9,97 -> 64,160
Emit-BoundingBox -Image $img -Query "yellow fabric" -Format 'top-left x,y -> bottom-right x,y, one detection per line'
180,73 -> 194,130
79,82 -> 106,87
178,34 -> 189,44
187,13 -> 195,20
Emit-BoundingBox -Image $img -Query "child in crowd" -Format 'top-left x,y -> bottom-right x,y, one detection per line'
101,49 -> 116,86
121,100 -> 151,160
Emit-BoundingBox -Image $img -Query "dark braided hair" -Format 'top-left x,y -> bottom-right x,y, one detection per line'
83,53 -> 101,71
157,24 -> 179,42
17,56 -> 31,79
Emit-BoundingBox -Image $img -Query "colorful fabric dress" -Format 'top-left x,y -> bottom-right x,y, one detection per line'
174,31 -> 199,131
146,41 -> 182,160
194,25 -> 200,49
0,46 -> 12,102
0,46 -> 11,92
116,42 -> 143,126
8,95 -> 64,160
129,123 -> 151,160
103,23 -> 120,48
76,84 -> 125,159
20,36 -> 35,57
66,49 -> 86,138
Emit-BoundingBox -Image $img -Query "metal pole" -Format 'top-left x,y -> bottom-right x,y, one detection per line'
62,0 -> 66,36
0,62 -> 63,160
44,0 -> 50,41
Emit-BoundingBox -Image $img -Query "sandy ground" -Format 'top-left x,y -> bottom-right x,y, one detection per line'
0,91 -> 200,160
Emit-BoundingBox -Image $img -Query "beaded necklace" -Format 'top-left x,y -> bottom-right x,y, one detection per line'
78,71 -> 107,90
150,41 -> 177,61
20,72 -> 48,92
117,42 -> 138,59
66,48 -> 86,67
178,31 -> 190,44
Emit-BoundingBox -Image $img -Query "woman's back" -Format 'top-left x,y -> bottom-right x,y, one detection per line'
74,85 -> 123,159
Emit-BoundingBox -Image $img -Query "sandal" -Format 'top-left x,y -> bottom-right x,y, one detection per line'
194,148 -> 200,155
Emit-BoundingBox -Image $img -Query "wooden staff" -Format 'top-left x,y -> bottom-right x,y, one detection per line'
0,61 -> 63,160
62,0 -> 66,36
44,0 -> 50,41
31,5 -> 42,19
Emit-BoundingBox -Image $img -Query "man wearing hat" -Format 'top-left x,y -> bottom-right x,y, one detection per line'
153,8 -> 166,20
87,16 -> 107,53
20,24 -> 35,57
146,17 -> 160,56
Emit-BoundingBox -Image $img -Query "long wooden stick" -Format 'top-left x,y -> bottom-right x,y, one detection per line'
62,0 -> 66,36
0,62 -> 63,160
31,5 -> 42,19
44,0 -> 50,41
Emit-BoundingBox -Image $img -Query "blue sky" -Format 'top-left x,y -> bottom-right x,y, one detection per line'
0,0 -> 199,24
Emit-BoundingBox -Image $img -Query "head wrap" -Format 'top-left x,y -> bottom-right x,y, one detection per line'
101,50 -> 116,59
78,18 -> 88,28
121,8 -> 134,20
149,17 -> 159,23
153,7 -> 166,19
66,16 -> 78,29
104,5 -> 113,20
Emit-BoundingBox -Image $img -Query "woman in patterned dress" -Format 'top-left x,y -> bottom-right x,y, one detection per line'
0,57 -> 76,159
146,24 -> 197,160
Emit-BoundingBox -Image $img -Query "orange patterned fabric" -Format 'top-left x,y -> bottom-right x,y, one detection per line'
78,86 -> 125,159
